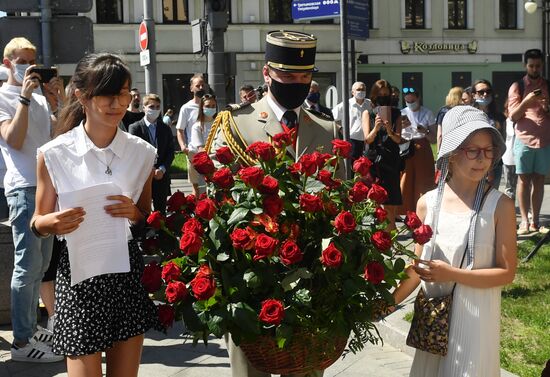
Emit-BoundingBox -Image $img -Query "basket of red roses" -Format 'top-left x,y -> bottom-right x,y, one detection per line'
142,130 -> 432,374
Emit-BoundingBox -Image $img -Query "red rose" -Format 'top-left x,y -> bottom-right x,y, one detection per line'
191,151 -> 216,175
157,304 -> 175,328
367,183 -> 388,204
147,211 -> 164,229
364,261 -> 385,284
321,242 -> 343,268
195,198 -> 217,220
166,191 -> 186,212
185,194 -> 197,211
279,240 -> 303,265
141,261 -> 162,292
215,146 -> 235,165
165,280 -> 188,303
195,264 -> 213,279
317,169 -> 340,189
238,166 -> 265,188
142,237 -> 159,255
298,154 -> 318,176
161,261 -> 182,282
254,233 -> 279,261
259,299 -> 285,325
263,195 -> 284,218
246,141 -> 276,162
182,217 -> 204,236
299,193 -> 323,212
258,175 -> 279,195
349,181 -> 370,203
353,157 -> 372,176
179,232 -> 203,255
413,224 -> 433,245
230,228 -> 254,250
374,207 -> 388,223
332,139 -> 352,158
272,130 -> 294,149
404,211 -> 422,230
371,230 -> 392,251
334,211 -> 356,234
190,276 -> 217,300
324,201 -> 339,216
211,167 -> 234,189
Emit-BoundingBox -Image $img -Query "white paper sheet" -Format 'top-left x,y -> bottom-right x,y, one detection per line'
57,182 -> 130,286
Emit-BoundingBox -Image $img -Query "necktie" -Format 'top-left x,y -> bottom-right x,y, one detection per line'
282,110 -> 298,129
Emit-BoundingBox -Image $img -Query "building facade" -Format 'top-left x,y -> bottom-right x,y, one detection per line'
29,0 -> 545,113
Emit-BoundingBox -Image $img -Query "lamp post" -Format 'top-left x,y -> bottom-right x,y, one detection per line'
525,0 -> 550,76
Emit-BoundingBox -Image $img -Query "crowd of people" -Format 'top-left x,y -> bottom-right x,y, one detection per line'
0,29 -> 545,376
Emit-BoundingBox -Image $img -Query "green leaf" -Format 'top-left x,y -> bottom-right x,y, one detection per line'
251,207 -> 264,215
243,270 -> 261,289
207,314 -> 225,338
292,288 -> 312,306
229,302 -> 261,336
217,253 -> 230,262
227,207 -> 250,226
209,218 -> 222,249
281,268 -> 313,292
305,177 -> 325,193
393,258 -> 406,273
275,324 -> 293,348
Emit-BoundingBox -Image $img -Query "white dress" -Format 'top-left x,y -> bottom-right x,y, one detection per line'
410,188 -> 503,377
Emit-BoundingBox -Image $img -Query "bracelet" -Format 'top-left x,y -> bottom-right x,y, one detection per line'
18,95 -> 31,106
30,218 -> 50,239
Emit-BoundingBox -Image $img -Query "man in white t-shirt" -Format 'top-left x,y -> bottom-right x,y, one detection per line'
0,37 -> 62,363
332,81 -> 372,160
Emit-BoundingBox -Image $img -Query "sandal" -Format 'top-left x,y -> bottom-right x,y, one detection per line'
517,222 -> 530,235
529,223 -> 540,232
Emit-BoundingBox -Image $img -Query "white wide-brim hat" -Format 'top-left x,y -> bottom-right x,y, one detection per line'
437,105 -> 506,169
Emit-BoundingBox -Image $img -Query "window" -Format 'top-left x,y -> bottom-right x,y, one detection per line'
96,0 -> 123,24
405,0 -> 425,29
269,0 -> 293,24
163,0 -> 189,24
448,0 -> 466,29
499,0 -> 517,29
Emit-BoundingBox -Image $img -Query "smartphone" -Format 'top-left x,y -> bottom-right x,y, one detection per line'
377,106 -> 392,124
29,66 -> 58,83
534,88 -> 542,96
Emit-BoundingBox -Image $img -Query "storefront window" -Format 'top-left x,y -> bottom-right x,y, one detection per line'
163,0 -> 189,24
269,0 -> 293,24
405,0 -> 425,29
499,0 -> 517,29
96,0 -> 123,24
448,0 -> 466,29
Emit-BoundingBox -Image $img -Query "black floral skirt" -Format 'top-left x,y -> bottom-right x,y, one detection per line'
52,240 -> 159,356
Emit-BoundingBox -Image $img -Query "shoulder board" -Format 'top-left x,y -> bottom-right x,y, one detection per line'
305,107 -> 333,121
224,102 -> 251,112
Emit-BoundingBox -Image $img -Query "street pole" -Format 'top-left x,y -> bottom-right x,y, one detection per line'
350,39 -> 356,84
206,0 -> 228,108
143,0 -> 157,94
340,0 -> 351,179
40,0 -> 52,66
545,1 -> 550,77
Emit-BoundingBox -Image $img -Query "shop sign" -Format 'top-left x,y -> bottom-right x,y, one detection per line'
399,40 -> 478,54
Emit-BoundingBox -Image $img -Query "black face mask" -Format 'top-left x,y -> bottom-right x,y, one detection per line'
391,96 -> 399,107
269,75 -> 311,110
195,89 -> 205,98
377,95 -> 391,106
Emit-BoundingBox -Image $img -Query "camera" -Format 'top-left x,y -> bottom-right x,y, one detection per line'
29,66 -> 58,83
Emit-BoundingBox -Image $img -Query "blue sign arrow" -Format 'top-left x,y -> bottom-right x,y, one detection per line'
291,0 -> 340,21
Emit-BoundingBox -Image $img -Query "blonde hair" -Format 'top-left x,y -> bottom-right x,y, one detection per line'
143,93 -> 160,106
445,86 -> 464,107
3,37 -> 36,59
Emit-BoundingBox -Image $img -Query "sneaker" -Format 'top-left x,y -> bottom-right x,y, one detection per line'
32,325 -> 53,346
11,339 -> 64,363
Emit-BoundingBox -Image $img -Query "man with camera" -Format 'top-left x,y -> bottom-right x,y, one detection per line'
508,48 -> 550,234
0,37 -> 63,363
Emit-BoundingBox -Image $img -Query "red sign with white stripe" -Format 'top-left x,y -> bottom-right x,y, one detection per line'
139,21 -> 148,51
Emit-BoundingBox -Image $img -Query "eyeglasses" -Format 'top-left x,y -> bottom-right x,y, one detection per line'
475,89 -> 492,96
94,92 -> 132,107
402,87 -> 416,94
459,147 -> 494,160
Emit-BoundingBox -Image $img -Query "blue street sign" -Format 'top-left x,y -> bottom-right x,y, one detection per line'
291,0 -> 340,21
348,0 -> 369,40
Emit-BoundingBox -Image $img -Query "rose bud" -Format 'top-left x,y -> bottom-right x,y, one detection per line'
298,154 -> 318,176
259,299 -> 285,326
195,198 -> 217,220
166,191 -> 186,212
258,175 -> 279,195
165,280 -> 188,303
299,193 -> 323,213
191,151 -> 216,175
230,228 -> 254,250
272,130 -> 293,149
349,181 -> 370,203
364,261 -> 385,285
279,240 -> 303,265
179,232 -> 203,255
215,146 -> 235,165
195,264 -> 213,279
246,141 -> 276,162
190,276 -> 217,300
374,207 -> 388,223
141,261 -> 162,293
211,167 -> 234,189
404,211 -> 422,230
334,211 -> 357,234
367,183 -> 388,204
321,242 -> 344,268
182,217 -> 204,236
161,261 -> 182,282
262,194 -> 284,218
254,233 -> 278,261
238,166 -> 265,188
317,169 -> 341,189
157,304 -> 175,328
331,139 -> 352,158
147,211 -> 164,229
353,156 -> 372,176
413,224 -> 433,245
371,230 -> 392,251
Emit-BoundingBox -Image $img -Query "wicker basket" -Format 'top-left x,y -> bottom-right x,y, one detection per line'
239,331 -> 348,375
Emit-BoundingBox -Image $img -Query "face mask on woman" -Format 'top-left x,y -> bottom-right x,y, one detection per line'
406,101 -> 419,111
475,96 -> 493,107
203,107 -> 217,118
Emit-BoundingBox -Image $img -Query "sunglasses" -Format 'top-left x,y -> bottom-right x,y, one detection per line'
402,87 -> 416,94
475,89 -> 492,96
459,147 -> 495,160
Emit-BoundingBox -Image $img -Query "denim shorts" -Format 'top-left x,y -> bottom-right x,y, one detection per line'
514,138 -> 550,175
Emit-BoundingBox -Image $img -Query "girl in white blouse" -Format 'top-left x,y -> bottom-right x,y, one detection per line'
31,53 -> 159,377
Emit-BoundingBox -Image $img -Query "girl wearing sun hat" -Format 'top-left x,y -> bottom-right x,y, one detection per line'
391,106 -> 517,376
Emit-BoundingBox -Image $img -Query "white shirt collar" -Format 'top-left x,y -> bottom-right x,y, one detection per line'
74,122 -> 126,158
267,95 -> 301,122
144,117 -> 155,127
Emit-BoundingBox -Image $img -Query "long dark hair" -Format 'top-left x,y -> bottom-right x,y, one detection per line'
369,79 -> 392,107
57,53 -> 132,136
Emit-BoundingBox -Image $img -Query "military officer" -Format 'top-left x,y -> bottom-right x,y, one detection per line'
207,30 -> 336,377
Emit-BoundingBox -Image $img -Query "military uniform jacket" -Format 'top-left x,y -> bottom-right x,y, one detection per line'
207,96 -> 338,165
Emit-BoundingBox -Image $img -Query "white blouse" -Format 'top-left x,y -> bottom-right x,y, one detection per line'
39,123 -> 156,204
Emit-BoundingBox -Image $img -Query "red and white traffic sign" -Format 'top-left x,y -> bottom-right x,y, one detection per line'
138,21 -> 148,51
